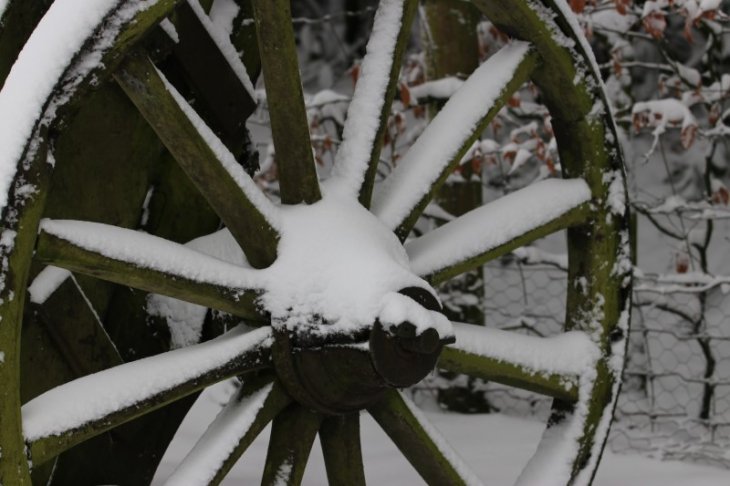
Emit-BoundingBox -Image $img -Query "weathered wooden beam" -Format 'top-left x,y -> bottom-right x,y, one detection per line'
35,228 -> 266,322
251,0 -> 321,205
115,51 -> 279,268
320,413 -> 366,486
260,405 -> 322,486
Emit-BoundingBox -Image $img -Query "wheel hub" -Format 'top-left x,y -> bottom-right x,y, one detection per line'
271,286 -> 453,414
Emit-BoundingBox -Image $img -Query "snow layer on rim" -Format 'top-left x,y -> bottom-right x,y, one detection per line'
40,219 -> 262,291
451,322 -> 599,376
399,392 -> 482,486
157,66 -> 280,228
406,179 -> 591,278
260,189 -> 446,336
0,1 -> 8,21
163,382 -> 273,485
326,0 -> 405,199
27,265 -> 71,304
22,326 -> 271,441
0,0 -> 127,211
147,229 -> 250,349
372,41 -> 532,230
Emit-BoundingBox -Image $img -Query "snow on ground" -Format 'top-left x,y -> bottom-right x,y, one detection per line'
153,383 -> 730,485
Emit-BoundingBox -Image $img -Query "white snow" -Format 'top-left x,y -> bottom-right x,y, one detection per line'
27,265 -> 71,304
163,383 -> 273,485
160,19 -> 180,44
406,179 -> 591,278
0,0 -> 156,212
209,0 -> 240,35
261,189 -> 448,338
39,219 -> 263,292
326,0 -> 406,200
372,41 -> 533,230
409,77 -> 465,103
186,0 -> 255,99
0,1 -> 8,21
378,292 -> 452,338
22,326 -> 272,442
147,229 -> 250,349
156,65 -> 280,228
451,322 -> 599,377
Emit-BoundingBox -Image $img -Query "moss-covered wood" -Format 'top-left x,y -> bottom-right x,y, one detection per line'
251,0 -> 321,205
0,146 -> 51,485
261,405 -> 322,486
368,390 -> 471,485
36,230 -> 265,322
27,332 -> 271,466
115,50 -> 279,268
439,346 -> 579,401
393,50 -> 538,240
320,413 -> 366,486
420,203 -> 591,285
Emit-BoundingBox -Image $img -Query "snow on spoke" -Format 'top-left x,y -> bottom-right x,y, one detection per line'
37,219 -> 266,320
406,179 -> 591,284
23,326 -> 273,464
185,0 -> 256,99
441,323 -> 600,401
154,64 -> 278,227
369,390 -> 482,486
115,54 -> 279,268
164,380 -> 290,485
326,0 -> 414,203
372,41 -> 535,237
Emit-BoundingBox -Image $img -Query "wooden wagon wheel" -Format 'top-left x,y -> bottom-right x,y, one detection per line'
0,0 -> 632,484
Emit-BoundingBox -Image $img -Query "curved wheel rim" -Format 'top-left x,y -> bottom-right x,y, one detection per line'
0,1 -> 631,485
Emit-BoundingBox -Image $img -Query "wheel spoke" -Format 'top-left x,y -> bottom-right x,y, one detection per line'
164,377 -> 291,486
327,0 -> 418,207
406,178 -> 591,285
36,219 -> 266,322
439,323 -> 600,401
28,267 -> 124,376
371,42 -> 537,240
164,0 -> 257,158
261,405 -> 322,486
251,0 -> 321,205
319,413 -> 366,486
368,390 -> 481,486
24,326 -> 272,466
114,51 -> 280,268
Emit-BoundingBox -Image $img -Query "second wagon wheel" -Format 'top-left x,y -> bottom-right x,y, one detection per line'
0,0 -> 632,485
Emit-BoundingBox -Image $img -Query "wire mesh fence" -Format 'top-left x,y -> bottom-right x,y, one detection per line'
431,252 -> 730,469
